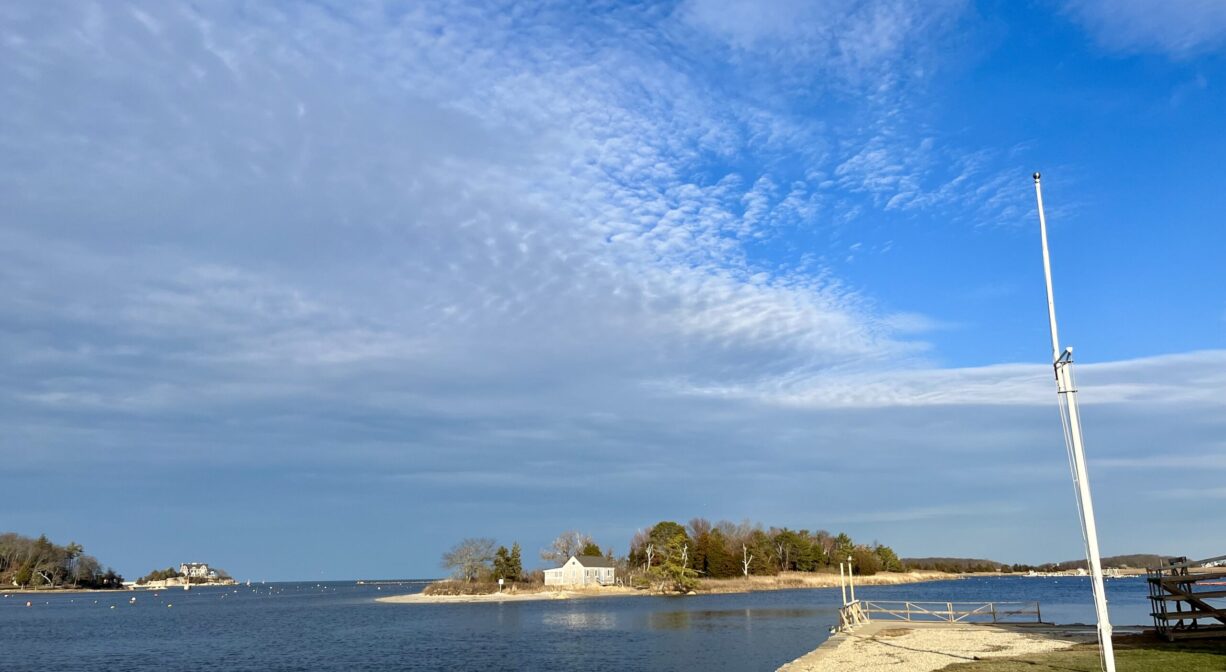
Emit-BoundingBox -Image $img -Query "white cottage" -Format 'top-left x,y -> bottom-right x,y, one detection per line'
543,555 -> 616,587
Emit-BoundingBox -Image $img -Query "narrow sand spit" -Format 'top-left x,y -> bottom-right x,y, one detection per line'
377,587 -> 642,604
377,571 -> 946,605
778,622 -> 1096,672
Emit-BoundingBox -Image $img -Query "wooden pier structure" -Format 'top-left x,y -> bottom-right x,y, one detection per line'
831,556 -> 1043,633
861,600 -> 1042,624
1147,554 -> 1226,641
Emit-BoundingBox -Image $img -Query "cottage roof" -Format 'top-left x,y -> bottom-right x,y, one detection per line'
574,555 -> 616,569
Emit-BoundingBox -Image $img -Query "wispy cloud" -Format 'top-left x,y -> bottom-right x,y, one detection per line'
1064,0 -> 1226,56
1149,487 -> 1226,500
663,350 -> 1226,408
1,1 -> 1222,575
679,0 -> 967,88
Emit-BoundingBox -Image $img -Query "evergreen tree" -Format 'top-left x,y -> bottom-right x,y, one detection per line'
833,532 -> 855,563
493,546 -> 511,580
705,529 -> 738,578
691,531 -> 711,576
873,544 -> 903,572
748,529 -> 779,575
508,543 -> 523,581
580,541 -> 602,557
648,521 -> 688,550
651,528 -> 698,592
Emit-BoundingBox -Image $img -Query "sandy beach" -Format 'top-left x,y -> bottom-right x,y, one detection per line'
706,570 -> 950,593
378,571 -> 949,605
777,622 -> 1095,672
378,586 -> 642,604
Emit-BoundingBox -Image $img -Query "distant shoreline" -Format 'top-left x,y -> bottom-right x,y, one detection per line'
4,582 -> 238,596
3,587 -> 126,596
377,570 -> 950,605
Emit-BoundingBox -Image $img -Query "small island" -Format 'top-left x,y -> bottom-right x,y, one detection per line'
382,518 -> 943,605
133,562 -> 237,589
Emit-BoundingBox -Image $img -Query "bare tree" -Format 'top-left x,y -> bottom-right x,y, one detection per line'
687,518 -> 712,538
441,538 -> 497,582
645,543 -> 654,570
717,519 -> 759,547
73,555 -> 101,586
540,530 -> 594,565
814,530 -> 834,563
742,544 -> 753,578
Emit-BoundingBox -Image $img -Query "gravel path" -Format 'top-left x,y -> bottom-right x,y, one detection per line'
778,622 -> 1096,672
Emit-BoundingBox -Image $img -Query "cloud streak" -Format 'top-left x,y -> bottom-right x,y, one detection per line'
1,1 -> 1222,577
1064,0 -> 1226,56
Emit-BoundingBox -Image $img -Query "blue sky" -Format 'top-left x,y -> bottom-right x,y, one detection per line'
2,0 -> 1224,580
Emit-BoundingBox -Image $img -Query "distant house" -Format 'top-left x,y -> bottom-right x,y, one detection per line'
543,555 -> 616,586
179,562 -> 217,580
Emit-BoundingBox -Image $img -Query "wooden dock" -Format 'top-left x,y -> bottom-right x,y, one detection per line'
861,600 -> 1042,624
834,599 -> 1042,633
1147,554 -> 1226,641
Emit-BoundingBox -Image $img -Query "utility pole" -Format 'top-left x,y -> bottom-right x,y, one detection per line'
1033,172 -> 1116,672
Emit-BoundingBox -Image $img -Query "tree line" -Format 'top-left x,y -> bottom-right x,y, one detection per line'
627,519 -> 902,591
438,520 -> 903,593
901,553 -> 1171,573
902,557 -> 1007,573
0,532 -> 124,589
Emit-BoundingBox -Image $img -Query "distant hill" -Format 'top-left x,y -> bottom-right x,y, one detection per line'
901,553 -> 1173,574
902,557 -> 1005,572
1056,554 -> 1171,570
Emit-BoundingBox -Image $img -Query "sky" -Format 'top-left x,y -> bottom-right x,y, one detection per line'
2,0 -> 1224,581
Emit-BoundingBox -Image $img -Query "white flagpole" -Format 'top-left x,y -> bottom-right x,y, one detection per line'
1033,172 -> 1116,672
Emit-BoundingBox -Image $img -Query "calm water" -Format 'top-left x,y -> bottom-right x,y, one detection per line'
0,576 -> 1152,671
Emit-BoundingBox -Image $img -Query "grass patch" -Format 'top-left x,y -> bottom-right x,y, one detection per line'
939,633 -> 1226,672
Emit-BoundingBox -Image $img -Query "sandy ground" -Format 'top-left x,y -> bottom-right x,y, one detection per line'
378,571 -> 947,605
377,586 -> 642,604
712,571 -> 950,593
777,622 -> 1097,672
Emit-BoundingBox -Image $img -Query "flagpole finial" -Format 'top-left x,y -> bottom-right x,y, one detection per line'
1033,172 -> 1041,182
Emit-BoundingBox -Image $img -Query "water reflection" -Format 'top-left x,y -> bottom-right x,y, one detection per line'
541,610 -> 616,630
648,610 -> 691,630
648,608 -> 820,630
494,603 -> 521,630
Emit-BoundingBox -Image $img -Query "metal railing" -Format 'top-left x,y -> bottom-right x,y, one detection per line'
861,600 -> 1043,624
838,600 -> 869,630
